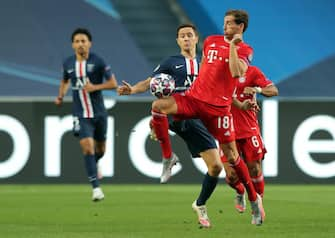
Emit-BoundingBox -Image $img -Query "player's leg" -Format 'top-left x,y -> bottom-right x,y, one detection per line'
168,118 -> 220,228
151,96 -> 178,158
94,141 -> 105,162
179,120 -> 221,204
221,141 -> 257,201
94,116 -> 108,179
221,141 -> 264,224
151,96 -> 178,183
78,118 -> 104,201
247,160 -> 264,197
192,148 -> 222,228
203,111 -> 258,204
202,109 -> 263,225
221,160 -> 246,213
242,135 -> 267,198
152,94 -> 195,183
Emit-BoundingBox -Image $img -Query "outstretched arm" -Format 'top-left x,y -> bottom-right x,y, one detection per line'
55,79 -> 70,106
117,77 -> 151,95
243,84 -> 279,97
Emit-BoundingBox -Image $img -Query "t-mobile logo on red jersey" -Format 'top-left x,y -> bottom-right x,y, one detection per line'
207,49 -> 218,63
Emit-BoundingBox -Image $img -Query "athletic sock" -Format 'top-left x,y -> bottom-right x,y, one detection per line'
151,110 -> 172,159
251,173 -> 265,198
84,154 -> 99,188
196,173 -> 218,206
230,156 -> 257,202
225,177 -> 245,195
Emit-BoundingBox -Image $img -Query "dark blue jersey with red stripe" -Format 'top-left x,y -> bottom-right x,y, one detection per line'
151,54 -> 200,92
62,53 -> 112,118
152,54 -> 217,157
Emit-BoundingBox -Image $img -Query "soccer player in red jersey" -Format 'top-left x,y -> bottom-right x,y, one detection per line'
222,66 -> 278,214
150,9 -> 264,227
118,24 -> 220,187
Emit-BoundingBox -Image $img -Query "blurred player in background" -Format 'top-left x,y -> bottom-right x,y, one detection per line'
149,10 -> 265,227
55,28 -> 118,202
222,65 -> 278,214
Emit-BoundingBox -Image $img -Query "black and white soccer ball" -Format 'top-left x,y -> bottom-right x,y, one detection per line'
150,73 -> 175,98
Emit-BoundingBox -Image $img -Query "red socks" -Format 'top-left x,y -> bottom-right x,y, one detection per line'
225,177 -> 245,195
230,156 -> 257,202
151,110 -> 172,159
251,174 -> 265,198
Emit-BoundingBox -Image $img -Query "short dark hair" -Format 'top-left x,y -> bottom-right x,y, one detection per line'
71,28 -> 92,42
176,23 -> 198,37
225,9 -> 249,32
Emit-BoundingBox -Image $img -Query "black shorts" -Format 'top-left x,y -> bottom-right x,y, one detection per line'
169,118 -> 217,158
73,116 -> 107,141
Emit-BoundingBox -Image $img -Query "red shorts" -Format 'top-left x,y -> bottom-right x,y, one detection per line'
173,93 -> 235,144
221,134 -> 267,163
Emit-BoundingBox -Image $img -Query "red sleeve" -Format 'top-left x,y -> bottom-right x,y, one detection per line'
238,44 -> 253,65
253,67 -> 273,87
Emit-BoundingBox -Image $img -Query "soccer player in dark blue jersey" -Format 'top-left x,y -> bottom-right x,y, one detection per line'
117,24 -> 220,227
55,28 -> 118,201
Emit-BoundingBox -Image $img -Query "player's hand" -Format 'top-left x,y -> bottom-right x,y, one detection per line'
243,86 -> 257,95
83,78 -> 97,93
241,99 -> 260,112
55,97 -> 63,106
117,81 -> 132,95
231,34 -> 243,45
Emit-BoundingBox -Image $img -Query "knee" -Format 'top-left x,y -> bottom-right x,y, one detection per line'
208,162 -> 222,177
227,154 -> 238,165
249,166 -> 261,177
226,171 -> 238,184
82,148 -> 94,155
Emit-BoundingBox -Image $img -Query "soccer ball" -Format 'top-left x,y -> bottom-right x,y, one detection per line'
150,73 -> 175,98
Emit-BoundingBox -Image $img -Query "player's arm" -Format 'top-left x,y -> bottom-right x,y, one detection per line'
229,34 -> 248,78
117,77 -> 151,95
84,74 -> 118,92
55,79 -> 70,106
232,97 -> 259,111
243,84 -> 279,97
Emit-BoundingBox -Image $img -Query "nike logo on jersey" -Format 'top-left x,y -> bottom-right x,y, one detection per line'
175,64 -> 184,69
209,43 -> 216,47
67,69 -> 74,74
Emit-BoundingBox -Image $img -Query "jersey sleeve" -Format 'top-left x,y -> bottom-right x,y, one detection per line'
253,67 -> 273,87
62,61 -> 70,81
100,58 -> 113,80
238,44 -> 253,65
151,57 -> 171,77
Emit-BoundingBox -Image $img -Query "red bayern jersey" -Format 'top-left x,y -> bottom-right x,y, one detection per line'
187,35 -> 253,106
232,65 -> 273,139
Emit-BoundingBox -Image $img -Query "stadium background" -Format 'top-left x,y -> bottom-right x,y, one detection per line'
0,0 -> 334,184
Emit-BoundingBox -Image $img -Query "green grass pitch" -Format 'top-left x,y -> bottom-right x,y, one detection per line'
0,184 -> 334,238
